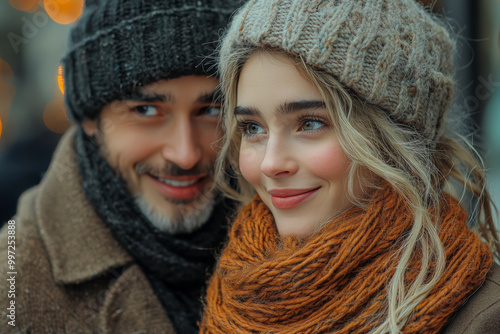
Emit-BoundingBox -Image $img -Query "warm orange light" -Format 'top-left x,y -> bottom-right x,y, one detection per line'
58,65 -> 65,95
0,116 -> 3,140
0,59 -> 14,78
8,0 -> 40,12
43,98 -> 69,134
44,0 -> 85,25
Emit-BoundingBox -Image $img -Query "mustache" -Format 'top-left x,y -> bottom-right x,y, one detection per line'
134,161 -> 214,177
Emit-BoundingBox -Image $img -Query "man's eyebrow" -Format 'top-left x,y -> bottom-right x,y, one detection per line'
196,90 -> 222,104
126,91 -> 171,103
278,100 -> 326,114
234,106 -> 261,117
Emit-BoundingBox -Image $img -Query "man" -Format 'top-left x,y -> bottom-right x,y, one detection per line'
0,0 -> 239,332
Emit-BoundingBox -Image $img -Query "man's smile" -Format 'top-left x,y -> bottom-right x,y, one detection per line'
147,173 -> 211,200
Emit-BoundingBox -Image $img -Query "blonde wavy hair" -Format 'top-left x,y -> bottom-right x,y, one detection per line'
214,47 -> 500,333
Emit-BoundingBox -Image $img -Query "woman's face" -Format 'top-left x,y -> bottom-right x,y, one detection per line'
236,52 -> 359,237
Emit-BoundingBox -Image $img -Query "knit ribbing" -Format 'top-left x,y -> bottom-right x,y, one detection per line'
220,0 -> 455,143
200,185 -> 492,333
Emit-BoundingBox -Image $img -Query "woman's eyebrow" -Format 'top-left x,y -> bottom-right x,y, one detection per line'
234,100 -> 325,117
234,106 -> 261,117
278,100 -> 326,115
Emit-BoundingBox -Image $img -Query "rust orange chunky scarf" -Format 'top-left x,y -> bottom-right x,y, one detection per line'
200,185 -> 492,333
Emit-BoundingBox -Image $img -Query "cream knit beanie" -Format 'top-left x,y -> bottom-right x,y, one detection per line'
220,0 -> 455,142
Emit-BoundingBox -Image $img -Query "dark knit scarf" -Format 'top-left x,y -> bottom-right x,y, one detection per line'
200,184 -> 493,334
75,129 -> 232,334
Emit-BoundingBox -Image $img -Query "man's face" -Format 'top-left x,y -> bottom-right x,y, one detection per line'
82,75 -> 222,233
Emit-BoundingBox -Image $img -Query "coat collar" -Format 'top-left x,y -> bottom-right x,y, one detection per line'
35,127 -> 133,284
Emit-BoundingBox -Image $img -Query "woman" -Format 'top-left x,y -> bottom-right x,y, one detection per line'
201,0 -> 500,333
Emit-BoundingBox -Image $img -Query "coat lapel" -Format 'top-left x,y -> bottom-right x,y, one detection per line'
35,127 -> 133,284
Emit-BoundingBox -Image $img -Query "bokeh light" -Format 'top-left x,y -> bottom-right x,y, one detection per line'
0,59 -> 14,78
43,98 -> 69,134
44,0 -> 85,25
0,116 -> 3,140
8,0 -> 40,13
58,65 -> 64,95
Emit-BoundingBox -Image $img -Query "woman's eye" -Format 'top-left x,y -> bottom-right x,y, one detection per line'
301,120 -> 324,131
200,106 -> 221,117
134,105 -> 159,116
237,121 -> 264,136
246,123 -> 264,135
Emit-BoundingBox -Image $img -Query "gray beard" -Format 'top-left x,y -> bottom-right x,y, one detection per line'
135,192 -> 216,234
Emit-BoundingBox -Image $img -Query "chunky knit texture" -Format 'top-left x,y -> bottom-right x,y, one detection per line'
220,0 -> 454,143
200,184 -> 492,333
62,0 -> 239,123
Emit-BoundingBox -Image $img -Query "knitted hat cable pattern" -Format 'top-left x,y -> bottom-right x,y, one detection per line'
63,0 -> 240,123
220,0 -> 455,143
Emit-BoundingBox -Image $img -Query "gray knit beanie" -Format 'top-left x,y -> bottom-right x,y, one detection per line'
220,0 -> 455,142
62,0 -> 240,123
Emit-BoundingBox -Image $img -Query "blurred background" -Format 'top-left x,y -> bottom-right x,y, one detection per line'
0,0 -> 499,225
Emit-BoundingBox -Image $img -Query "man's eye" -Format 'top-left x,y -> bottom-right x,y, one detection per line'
134,105 -> 159,116
200,106 -> 221,117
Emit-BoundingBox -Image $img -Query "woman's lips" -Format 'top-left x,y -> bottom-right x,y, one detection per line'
268,187 -> 320,209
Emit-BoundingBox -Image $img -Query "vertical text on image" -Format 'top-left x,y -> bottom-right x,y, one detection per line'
6,220 -> 16,327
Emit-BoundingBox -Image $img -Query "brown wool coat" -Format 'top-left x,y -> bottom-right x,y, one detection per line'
0,128 -> 175,333
442,263 -> 500,334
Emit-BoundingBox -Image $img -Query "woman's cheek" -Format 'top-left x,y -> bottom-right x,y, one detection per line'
239,144 -> 261,187
308,143 -> 349,180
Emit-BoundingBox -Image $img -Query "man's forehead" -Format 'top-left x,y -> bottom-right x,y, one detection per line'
141,75 -> 219,90
126,77 -> 221,104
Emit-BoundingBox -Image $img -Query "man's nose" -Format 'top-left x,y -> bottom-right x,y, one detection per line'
161,119 -> 202,171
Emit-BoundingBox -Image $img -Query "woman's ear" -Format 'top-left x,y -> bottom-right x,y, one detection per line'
81,119 -> 98,138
